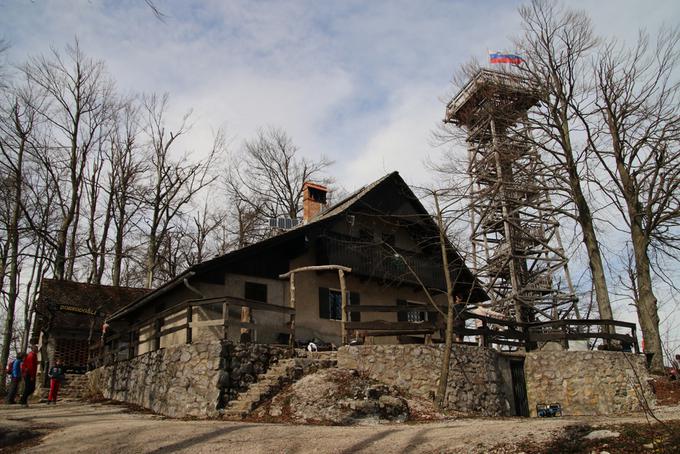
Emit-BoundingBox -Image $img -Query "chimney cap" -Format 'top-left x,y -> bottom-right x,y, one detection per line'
303,181 -> 328,192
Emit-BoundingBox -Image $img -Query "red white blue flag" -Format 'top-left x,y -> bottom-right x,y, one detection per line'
489,51 -> 524,64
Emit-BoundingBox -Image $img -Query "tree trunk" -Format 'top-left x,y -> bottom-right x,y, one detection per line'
112,220 -> 124,287
66,195 -> 81,280
0,138 -> 24,393
145,234 -> 156,289
606,109 -> 664,373
565,158 -> 614,324
630,215 -> 664,372
433,193 -> 457,410
557,109 -> 614,327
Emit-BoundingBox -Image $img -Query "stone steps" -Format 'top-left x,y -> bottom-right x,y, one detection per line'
221,356 -> 336,420
222,358 -> 298,419
37,374 -> 90,401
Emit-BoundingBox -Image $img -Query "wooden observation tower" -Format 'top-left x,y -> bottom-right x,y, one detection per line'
445,70 -> 579,324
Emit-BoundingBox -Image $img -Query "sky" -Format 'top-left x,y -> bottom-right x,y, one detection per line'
4,0 -> 677,191
2,0 -> 679,350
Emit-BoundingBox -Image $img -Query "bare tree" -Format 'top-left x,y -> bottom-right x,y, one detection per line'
223,167 -> 267,248
584,28 -> 680,372
0,38 -> 9,89
0,83 -> 38,391
233,127 -> 332,220
430,191 -> 469,409
21,42 -> 115,280
84,143 -> 114,284
512,0 -> 615,327
140,93 -> 221,287
109,100 -> 145,286
184,201 -> 227,266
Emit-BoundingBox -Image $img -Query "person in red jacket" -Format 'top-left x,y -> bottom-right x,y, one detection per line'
47,359 -> 65,404
19,345 -> 38,407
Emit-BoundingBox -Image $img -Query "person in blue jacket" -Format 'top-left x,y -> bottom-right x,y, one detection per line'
5,353 -> 24,404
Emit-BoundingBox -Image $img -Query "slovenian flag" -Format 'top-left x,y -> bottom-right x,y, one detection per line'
489,51 -> 524,65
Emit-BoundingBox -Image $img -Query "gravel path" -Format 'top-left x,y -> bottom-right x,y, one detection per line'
1,401 -> 679,453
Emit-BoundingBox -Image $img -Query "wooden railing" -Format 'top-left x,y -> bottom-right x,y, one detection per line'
344,304 -> 639,352
89,295 -> 295,368
88,298 -> 639,369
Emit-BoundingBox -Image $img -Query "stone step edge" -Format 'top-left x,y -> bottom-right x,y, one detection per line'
221,358 -> 336,419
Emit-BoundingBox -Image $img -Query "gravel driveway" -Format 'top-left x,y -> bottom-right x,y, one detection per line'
1,401 -> 679,453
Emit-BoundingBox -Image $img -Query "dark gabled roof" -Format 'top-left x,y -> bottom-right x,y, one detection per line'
110,171 -> 488,321
33,279 -> 150,337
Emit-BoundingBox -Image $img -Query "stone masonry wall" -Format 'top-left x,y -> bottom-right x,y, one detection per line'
337,344 -> 510,416
88,341 -> 222,418
525,351 -> 654,416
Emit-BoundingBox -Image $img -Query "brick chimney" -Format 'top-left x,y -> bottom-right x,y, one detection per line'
302,182 -> 328,223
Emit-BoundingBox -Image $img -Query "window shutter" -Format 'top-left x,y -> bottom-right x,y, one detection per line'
349,292 -> 360,322
318,287 -> 330,319
397,299 -> 407,322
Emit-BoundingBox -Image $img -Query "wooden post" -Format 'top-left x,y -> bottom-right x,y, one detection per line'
632,326 -> 640,354
289,273 -> 296,349
279,265 -> 352,347
481,320 -> 489,347
222,301 -> 229,341
241,306 -> 252,337
153,318 -> 162,351
339,269 -> 348,345
128,331 -> 135,359
186,305 -> 193,344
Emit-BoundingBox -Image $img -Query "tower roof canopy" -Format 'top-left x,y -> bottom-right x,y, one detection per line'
445,69 -> 541,127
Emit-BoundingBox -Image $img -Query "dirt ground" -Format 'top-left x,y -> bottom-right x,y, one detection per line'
1,400 -> 679,454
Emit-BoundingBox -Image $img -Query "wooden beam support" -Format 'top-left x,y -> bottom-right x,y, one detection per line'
289,272 -> 296,349
190,296 -> 294,314
347,321 -> 437,331
153,318 -> 162,351
339,269 -> 348,345
128,330 -> 135,359
186,306 -> 193,344
222,302 -> 229,341
279,265 -> 351,279
346,304 -> 439,313
160,324 -> 187,338
357,329 -> 435,337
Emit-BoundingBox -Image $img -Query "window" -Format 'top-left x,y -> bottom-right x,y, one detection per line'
245,282 -> 267,302
397,299 -> 428,323
319,288 -> 360,321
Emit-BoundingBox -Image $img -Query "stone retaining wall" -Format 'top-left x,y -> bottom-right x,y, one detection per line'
87,341 -> 295,418
524,350 -> 654,416
217,343 -> 293,404
88,342 -> 222,418
88,342 -> 655,418
337,344 -> 511,416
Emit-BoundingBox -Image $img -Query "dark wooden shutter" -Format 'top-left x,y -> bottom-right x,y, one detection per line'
397,299 -> 407,322
349,292 -> 360,322
318,287 -> 330,319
